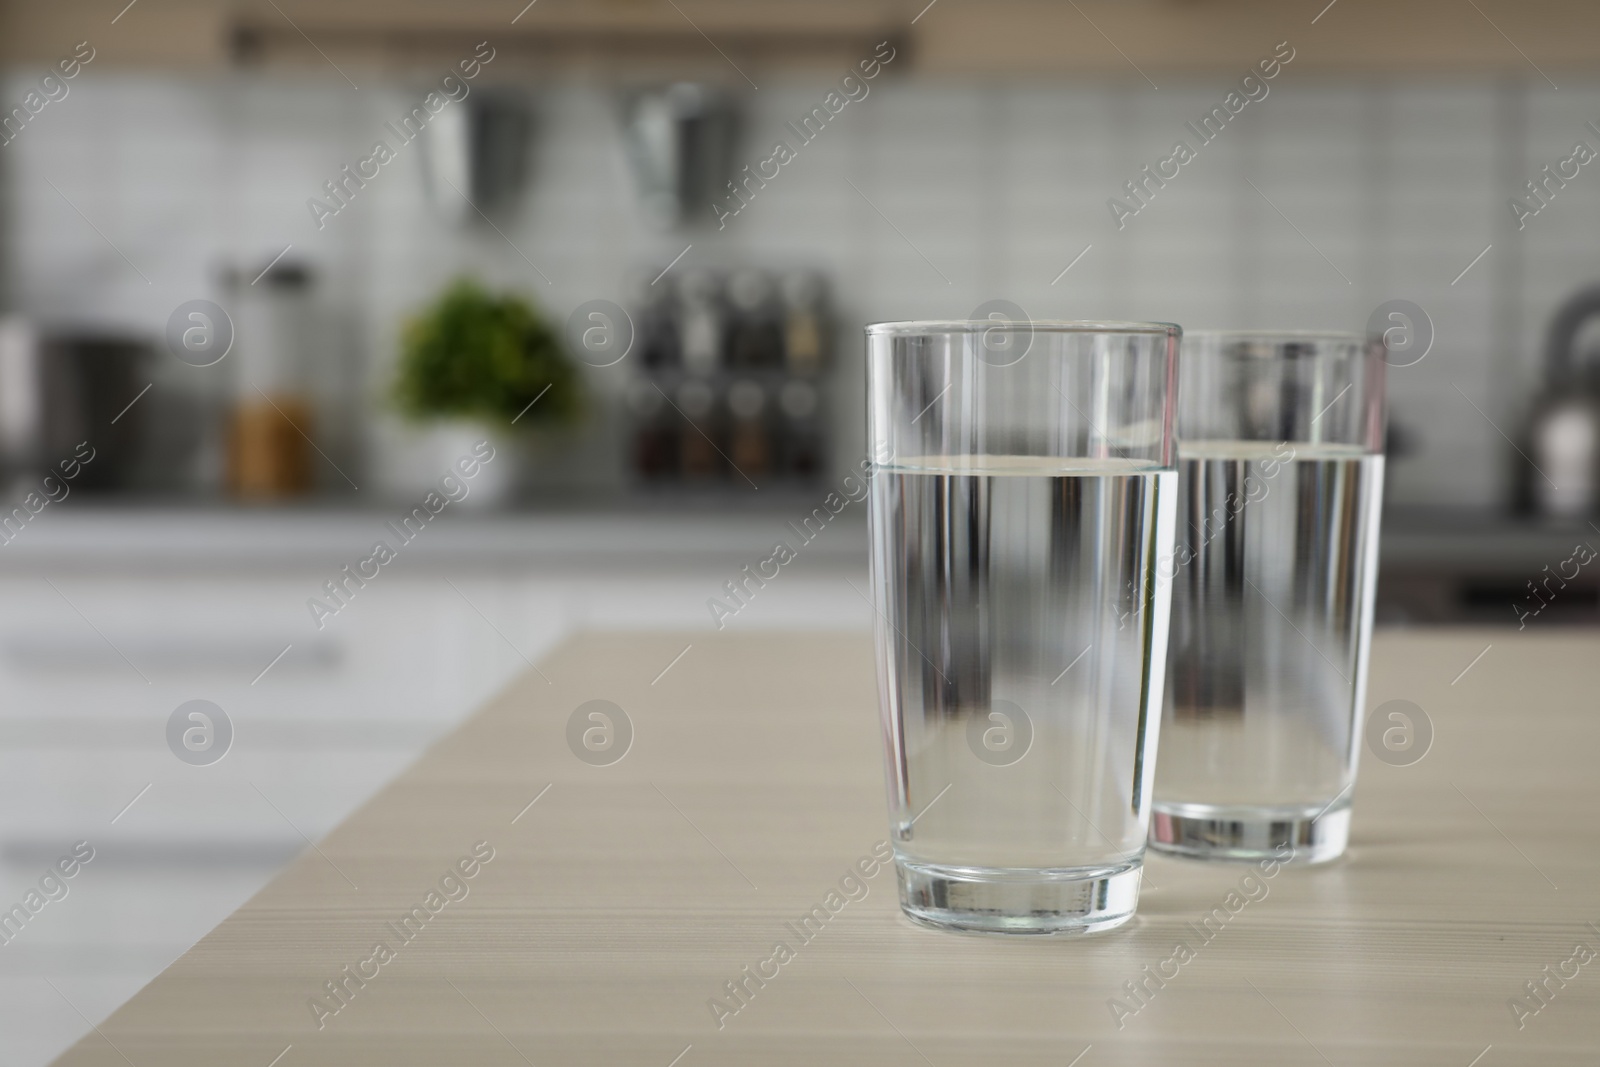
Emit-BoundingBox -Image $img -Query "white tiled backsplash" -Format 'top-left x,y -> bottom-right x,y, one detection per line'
5,70 -> 1600,508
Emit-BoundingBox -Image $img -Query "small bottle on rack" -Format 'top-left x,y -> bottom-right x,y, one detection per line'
777,378 -> 822,480
676,378 -> 721,480
626,379 -> 677,482
628,270 -> 679,370
727,379 -> 770,479
780,270 -> 828,376
726,269 -> 782,369
677,270 -> 724,376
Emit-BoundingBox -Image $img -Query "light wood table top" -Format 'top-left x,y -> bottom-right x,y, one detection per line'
55,629 -> 1600,1066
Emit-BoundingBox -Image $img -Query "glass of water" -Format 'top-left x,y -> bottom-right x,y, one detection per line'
866,320 -> 1180,935
1150,331 -> 1385,864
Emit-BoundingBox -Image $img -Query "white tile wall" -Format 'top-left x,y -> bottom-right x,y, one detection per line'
5,63 -> 1600,1067
7,71 -> 1600,507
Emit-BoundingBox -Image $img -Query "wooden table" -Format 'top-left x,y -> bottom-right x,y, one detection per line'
55,629 -> 1600,1065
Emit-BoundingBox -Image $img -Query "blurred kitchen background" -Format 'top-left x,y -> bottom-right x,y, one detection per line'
3,1 -> 1600,1063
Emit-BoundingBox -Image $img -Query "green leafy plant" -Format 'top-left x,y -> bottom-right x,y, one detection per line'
394,278 -> 580,428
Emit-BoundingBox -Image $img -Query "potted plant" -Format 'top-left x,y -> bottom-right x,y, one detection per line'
391,278 -> 581,506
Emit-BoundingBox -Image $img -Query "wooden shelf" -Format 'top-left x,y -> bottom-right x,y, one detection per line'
909,0 -> 1600,77
1,0 -> 1597,76
231,1 -> 902,82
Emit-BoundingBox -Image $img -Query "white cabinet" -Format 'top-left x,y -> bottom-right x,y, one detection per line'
0,512 -> 868,1066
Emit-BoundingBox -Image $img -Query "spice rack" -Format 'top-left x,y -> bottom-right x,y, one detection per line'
625,266 -> 831,490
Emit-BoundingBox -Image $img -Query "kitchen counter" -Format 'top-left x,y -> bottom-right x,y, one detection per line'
3,501 -> 1593,570
5,502 -> 1597,632
1381,506 -> 1600,571
50,628 -> 1600,1065
1379,508 -> 1600,624
8,504 -> 1598,627
0,502 -> 869,573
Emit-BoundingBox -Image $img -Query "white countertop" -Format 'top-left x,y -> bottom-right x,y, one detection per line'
0,504 -> 870,572
1,503 -> 1593,574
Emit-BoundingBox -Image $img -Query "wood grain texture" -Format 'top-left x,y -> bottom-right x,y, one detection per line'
53,628 -> 1600,1065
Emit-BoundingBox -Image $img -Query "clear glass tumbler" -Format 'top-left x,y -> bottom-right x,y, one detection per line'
1150,331 -> 1385,864
866,320 -> 1180,934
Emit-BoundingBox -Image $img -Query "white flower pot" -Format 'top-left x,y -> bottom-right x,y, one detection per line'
376,418 -> 521,509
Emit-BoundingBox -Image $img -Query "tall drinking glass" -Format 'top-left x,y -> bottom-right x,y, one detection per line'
866,320 -> 1180,935
1151,331 -> 1385,864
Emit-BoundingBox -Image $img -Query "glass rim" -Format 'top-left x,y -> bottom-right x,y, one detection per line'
866,319 -> 1180,337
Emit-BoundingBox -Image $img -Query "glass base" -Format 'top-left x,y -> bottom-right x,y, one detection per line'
1149,801 -> 1350,864
895,857 -> 1143,935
